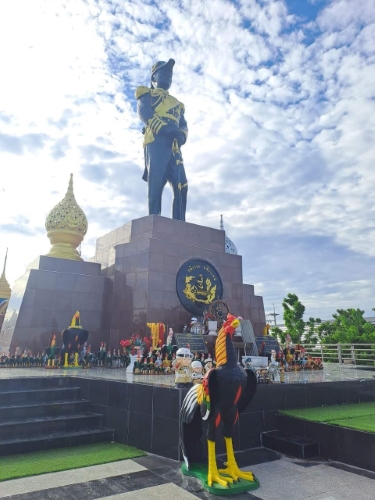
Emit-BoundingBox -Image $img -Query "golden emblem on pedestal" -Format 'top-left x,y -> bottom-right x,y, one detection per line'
183,274 -> 217,305
176,259 -> 223,316
45,174 -> 88,261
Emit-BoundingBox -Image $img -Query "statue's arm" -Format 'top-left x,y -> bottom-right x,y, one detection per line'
135,86 -> 176,138
178,105 -> 188,146
136,87 -> 155,125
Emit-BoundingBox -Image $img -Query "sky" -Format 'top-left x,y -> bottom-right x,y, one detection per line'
1,0 -> 375,322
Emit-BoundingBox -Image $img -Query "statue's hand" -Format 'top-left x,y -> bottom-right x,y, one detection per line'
175,130 -> 186,147
169,129 -> 186,147
162,126 -> 185,146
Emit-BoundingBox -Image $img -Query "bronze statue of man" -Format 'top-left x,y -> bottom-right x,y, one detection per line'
135,59 -> 188,221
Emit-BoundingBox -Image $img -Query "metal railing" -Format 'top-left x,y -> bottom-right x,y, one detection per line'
301,343 -> 375,367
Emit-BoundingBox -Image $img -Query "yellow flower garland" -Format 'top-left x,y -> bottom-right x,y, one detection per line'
147,322 -> 166,350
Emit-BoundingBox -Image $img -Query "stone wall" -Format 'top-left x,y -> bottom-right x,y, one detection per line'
92,215 -> 266,342
70,377 -> 375,461
0,256 -> 112,354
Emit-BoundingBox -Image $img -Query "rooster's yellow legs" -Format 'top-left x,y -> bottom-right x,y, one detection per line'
207,440 -> 234,487
219,436 -> 255,481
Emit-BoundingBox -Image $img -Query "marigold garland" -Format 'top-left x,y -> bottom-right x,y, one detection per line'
147,322 -> 166,350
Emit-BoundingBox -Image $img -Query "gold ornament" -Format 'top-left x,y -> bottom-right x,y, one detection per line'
0,248 -> 11,300
45,174 -> 88,261
69,311 -> 82,329
147,322 -> 164,350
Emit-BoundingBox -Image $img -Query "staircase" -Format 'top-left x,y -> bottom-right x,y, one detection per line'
261,430 -> 320,459
0,377 -> 114,456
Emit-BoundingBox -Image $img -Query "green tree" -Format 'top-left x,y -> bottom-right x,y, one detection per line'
316,320 -> 334,342
270,326 -> 286,344
317,308 -> 375,344
282,293 -> 306,343
304,317 -> 322,343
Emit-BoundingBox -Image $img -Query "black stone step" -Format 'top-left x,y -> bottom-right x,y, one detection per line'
277,413 -> 306,436
0,427 -> 114,456
0,386 -> 81,405
261,430 -> 320,459
0,412 -> 102,439
0,377 -> 70,392
0,399 -> 91,421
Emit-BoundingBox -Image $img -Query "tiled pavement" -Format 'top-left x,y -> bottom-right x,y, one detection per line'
1,364 -> 375,385
0,450 -> 374,500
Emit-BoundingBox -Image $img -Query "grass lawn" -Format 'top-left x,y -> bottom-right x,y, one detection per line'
0,443 -> 146,482
329,415 -> 375,433
280,402 -> 375,433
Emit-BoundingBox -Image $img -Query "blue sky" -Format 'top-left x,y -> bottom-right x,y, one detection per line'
0,0 -> 375,322
285,0 -> 325,19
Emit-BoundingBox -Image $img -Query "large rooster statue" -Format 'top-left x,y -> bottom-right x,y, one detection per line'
180,314 -> 259,494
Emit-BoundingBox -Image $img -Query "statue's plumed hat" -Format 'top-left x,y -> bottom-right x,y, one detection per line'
151,58 -> 175,77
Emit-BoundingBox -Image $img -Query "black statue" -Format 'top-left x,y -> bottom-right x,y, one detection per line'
61,311 -> 89,366
135,59 -> 188,221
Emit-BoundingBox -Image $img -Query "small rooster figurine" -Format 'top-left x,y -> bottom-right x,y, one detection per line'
180,314 -> 259,493
45,334 -> 61,368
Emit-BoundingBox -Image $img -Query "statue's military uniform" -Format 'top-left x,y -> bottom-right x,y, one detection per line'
135,85 -> 188,220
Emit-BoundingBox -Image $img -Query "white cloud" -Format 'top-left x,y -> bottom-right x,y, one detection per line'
1,0 -> 375,320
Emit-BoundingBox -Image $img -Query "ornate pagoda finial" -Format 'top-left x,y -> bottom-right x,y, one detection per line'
0,248 -> 11,300
2,248 -> 8,277
67,174 -> 74,195
45,174 -> 88,261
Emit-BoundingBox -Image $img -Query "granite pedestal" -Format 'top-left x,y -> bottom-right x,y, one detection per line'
91,215 -> 265,347
0,256 -> 112,354
1,215 -> 266,354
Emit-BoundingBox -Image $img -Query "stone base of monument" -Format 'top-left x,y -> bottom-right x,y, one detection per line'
181,463 -> 260,495
0,215 -> 266,354
0,256 -> 112,354
92,215 -> 266,345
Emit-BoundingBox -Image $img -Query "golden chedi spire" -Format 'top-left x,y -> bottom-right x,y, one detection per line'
0,248 -> 11,299
45,174 -> 88,261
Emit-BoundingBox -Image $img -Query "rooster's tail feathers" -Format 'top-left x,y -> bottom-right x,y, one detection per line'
179,370 -> 216,469
180,384 -> 202,469
180,384 -> 200,424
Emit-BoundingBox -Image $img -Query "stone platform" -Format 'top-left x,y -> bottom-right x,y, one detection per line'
1,367 -> 374,460
1,363 -> 374,386
0,256 -> 111,354
92,215 -> 265,347
0,215 -> 265,355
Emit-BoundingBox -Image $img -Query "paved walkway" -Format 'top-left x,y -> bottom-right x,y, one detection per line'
0,452 -> 374,500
